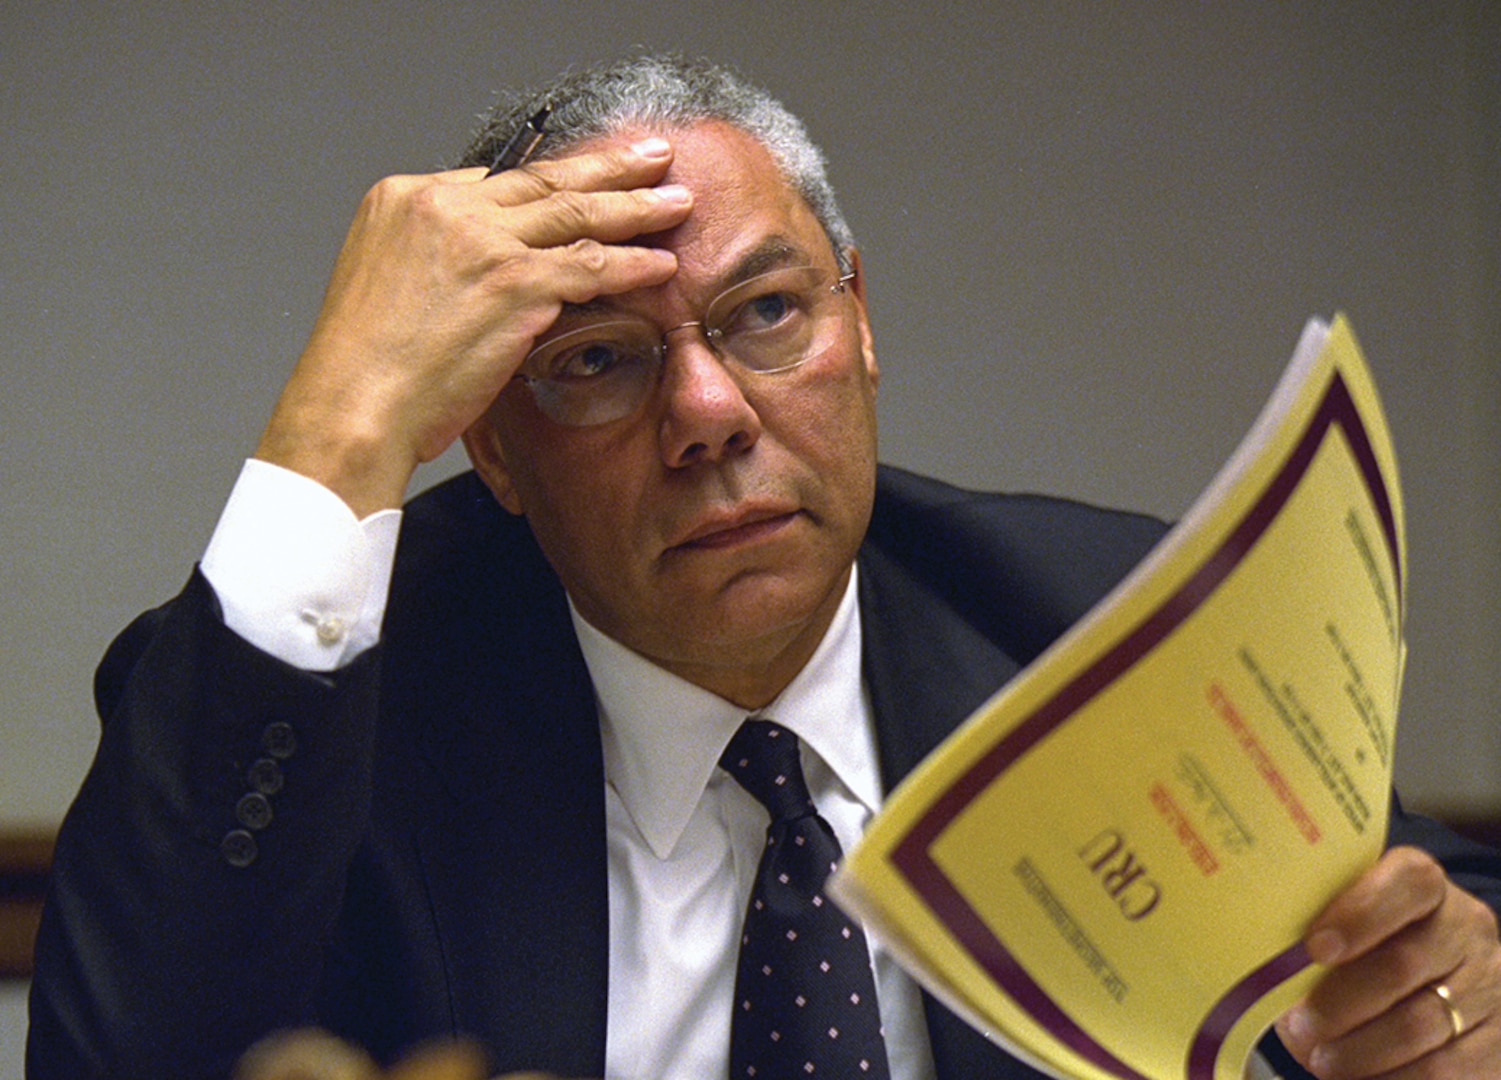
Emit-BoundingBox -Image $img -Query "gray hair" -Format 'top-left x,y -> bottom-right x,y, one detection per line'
457,55 -> 856,270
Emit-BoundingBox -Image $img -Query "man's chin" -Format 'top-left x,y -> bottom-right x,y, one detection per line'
676,568 -> 848,651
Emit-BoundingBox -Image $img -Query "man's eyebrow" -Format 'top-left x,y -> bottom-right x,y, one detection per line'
722,238 -> 808,285
556,297 -> 615,321
551,237 -> 816,324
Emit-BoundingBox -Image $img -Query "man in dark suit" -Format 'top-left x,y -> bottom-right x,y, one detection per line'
29,56 -> 1501,1080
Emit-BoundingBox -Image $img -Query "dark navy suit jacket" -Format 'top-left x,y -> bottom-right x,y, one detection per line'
29,467 -> 1501,1079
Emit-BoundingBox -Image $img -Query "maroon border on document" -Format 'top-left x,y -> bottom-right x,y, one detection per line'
889,368 -> 1400,1080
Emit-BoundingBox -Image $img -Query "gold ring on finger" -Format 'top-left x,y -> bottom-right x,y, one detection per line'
1431,982 -> 1465,1041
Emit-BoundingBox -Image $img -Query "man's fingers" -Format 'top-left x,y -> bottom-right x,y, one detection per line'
1288,973 -> 1501,1079
1299,886 -> 1470,1033
500,183 -> 694,250
420,138 -> 692,266
1283,851 -> 1469,1043
543,238 -> 678,303
482,240 -> 676,345
475,134 -> 676,209
1306,847 -> 1447,967
1275,854 -> 1501,1078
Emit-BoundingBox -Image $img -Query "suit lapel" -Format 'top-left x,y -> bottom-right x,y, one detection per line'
410,613 -> 611,1074
413,768 -> 608,1075
387,477 -> 612,1075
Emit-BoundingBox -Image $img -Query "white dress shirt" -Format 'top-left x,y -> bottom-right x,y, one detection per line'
199,460 -> 936,1080
573,568 -> 934,1080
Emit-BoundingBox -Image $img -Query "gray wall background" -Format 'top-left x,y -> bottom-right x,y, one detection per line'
3,2 -> 1498,837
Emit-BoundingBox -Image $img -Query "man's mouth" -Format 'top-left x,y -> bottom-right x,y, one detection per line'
669,507 -> 802,551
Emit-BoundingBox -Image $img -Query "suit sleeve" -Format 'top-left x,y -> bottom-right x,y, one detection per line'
27,569 -> 383,1080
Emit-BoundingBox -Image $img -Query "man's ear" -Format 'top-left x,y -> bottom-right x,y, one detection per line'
845,248 -> 879,389
461,414 -> 525,516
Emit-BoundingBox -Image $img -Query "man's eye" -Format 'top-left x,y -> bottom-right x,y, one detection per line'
545,340 -> 641,381
730,291 -> 798,333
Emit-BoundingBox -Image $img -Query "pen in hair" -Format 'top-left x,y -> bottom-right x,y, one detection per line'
485,105 -> 551,176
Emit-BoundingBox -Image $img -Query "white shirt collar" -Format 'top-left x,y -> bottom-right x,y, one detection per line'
570,567 -> 882,859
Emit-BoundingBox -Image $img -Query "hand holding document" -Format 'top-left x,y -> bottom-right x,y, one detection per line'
832,316 -> 1405,1080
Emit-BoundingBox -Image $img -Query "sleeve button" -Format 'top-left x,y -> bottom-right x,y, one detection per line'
221,829 -> 258,868
263,722 -> 297,759
236,792 -> 273,831
247,757 -> 284,795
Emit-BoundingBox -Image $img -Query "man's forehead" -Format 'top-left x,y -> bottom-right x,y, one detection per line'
556,236 -> 819,323
550,119 -> 836,319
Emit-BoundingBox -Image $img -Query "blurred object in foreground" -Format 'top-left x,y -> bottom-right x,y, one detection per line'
234,1028 -> 556,1080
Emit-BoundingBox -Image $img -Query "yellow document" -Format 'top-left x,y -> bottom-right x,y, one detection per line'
831,316 -> 1405,1080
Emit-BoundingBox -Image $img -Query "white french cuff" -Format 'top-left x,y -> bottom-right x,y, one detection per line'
200,459 -> 402,672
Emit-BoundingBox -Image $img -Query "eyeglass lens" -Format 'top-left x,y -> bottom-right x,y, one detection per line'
518,265 -> 850,427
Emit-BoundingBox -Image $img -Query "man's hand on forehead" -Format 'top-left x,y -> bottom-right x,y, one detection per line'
252,136 -> 694,518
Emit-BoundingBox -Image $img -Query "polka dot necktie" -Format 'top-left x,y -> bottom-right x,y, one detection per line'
719,719 -> 893,1079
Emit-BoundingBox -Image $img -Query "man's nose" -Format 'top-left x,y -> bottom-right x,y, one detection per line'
656,330 -> 763,468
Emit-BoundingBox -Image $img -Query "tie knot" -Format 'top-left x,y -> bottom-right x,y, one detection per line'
719,720 -> 816,823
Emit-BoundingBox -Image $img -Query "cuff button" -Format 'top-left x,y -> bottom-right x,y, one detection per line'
315,616 -> 347,645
